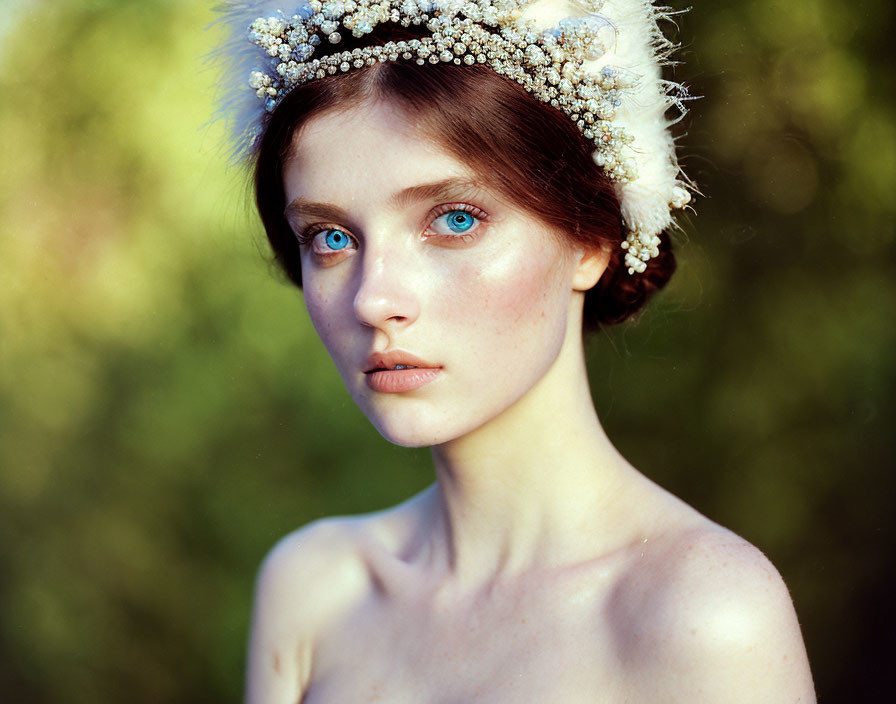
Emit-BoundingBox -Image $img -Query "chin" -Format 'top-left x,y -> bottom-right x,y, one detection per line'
359,402 -> 472,449
367,414 -> 451,449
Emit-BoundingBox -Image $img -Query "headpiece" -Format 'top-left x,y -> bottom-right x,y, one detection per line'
214,0 -> 694,274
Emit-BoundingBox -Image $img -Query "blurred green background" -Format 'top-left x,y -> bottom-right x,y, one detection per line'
1,0 -> 893,701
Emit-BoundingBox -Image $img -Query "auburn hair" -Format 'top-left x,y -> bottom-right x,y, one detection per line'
252,28 -> 676,331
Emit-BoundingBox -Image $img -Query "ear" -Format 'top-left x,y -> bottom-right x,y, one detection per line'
571,243 -> 611,292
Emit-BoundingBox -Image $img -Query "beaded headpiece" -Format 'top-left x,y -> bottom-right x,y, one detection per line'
214,0 -> 694,274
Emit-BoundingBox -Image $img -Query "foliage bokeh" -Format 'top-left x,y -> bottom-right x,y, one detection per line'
0,0 -> 893,701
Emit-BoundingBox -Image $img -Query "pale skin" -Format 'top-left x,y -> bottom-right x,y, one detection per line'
245,98 -> 816,703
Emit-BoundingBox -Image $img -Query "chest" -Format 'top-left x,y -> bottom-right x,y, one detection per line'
301,585 -> 638,703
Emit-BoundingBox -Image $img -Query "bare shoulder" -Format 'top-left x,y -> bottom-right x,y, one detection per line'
615,523 -> 816,702
253,514 -> 375,624
243,494 -> 429,704
244,514 -> 379,704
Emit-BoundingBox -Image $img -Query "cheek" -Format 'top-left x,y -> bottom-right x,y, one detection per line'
303,280 -> 328,328
302,278 -> 347,353
475,243 -> 565,320
433,234 -> 572,344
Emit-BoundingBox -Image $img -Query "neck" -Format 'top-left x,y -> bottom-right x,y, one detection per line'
421,318 -> 636,592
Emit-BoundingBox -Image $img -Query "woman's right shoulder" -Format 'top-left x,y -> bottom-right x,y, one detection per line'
254,488 -> 432,617
254,515 -> 375,627
245,515 -> 376,704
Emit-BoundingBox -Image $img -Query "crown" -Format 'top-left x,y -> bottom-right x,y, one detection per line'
216,0 -> 694,274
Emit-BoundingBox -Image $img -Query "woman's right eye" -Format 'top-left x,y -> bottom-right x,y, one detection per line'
301,227 -> 358,257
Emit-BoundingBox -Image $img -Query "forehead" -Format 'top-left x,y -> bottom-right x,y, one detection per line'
284,99 -> 473,201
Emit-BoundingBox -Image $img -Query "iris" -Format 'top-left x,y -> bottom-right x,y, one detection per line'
325,230 -> 350,250
445,211 -> 474,233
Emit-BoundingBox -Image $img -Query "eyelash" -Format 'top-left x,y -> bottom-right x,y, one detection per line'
295,202 -> 489,250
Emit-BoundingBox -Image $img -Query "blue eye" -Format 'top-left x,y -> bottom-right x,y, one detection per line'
324,229 -> 350,250
441,210 -> 475,233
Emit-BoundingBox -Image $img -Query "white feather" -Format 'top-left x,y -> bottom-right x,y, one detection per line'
521,0 -> 691,235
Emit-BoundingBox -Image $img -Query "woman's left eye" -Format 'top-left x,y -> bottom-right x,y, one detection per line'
426,204 -> 487,240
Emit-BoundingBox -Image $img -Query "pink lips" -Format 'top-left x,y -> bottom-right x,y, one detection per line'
364,350 -> 442,393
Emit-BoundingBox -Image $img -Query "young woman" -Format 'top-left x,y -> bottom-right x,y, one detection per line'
216,1 -> 815,701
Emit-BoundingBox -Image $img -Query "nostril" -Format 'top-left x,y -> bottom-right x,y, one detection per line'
352,275 -> 420,328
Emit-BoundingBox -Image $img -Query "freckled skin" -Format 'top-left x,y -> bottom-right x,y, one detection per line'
246,98 -> 816,704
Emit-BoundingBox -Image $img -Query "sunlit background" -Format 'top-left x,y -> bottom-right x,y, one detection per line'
1,0 -> 893,701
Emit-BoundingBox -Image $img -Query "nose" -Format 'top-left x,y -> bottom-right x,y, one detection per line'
352,248 -> 420,331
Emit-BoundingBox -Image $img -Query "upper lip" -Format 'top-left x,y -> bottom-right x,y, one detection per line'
364,350 -> 439,373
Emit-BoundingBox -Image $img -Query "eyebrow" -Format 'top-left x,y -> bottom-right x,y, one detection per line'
283,177 -> 488,224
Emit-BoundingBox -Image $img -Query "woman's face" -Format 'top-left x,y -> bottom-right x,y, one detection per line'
282,99 -> 587,447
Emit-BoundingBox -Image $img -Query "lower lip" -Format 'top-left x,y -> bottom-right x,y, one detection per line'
365,368 -> 441,393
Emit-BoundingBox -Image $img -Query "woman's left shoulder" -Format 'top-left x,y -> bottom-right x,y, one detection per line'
650,523 -> 790,605
623,523 -> 816,701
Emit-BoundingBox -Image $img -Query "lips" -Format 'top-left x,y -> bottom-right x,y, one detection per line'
364,350 -> 441,393
364,350 -> 438,374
